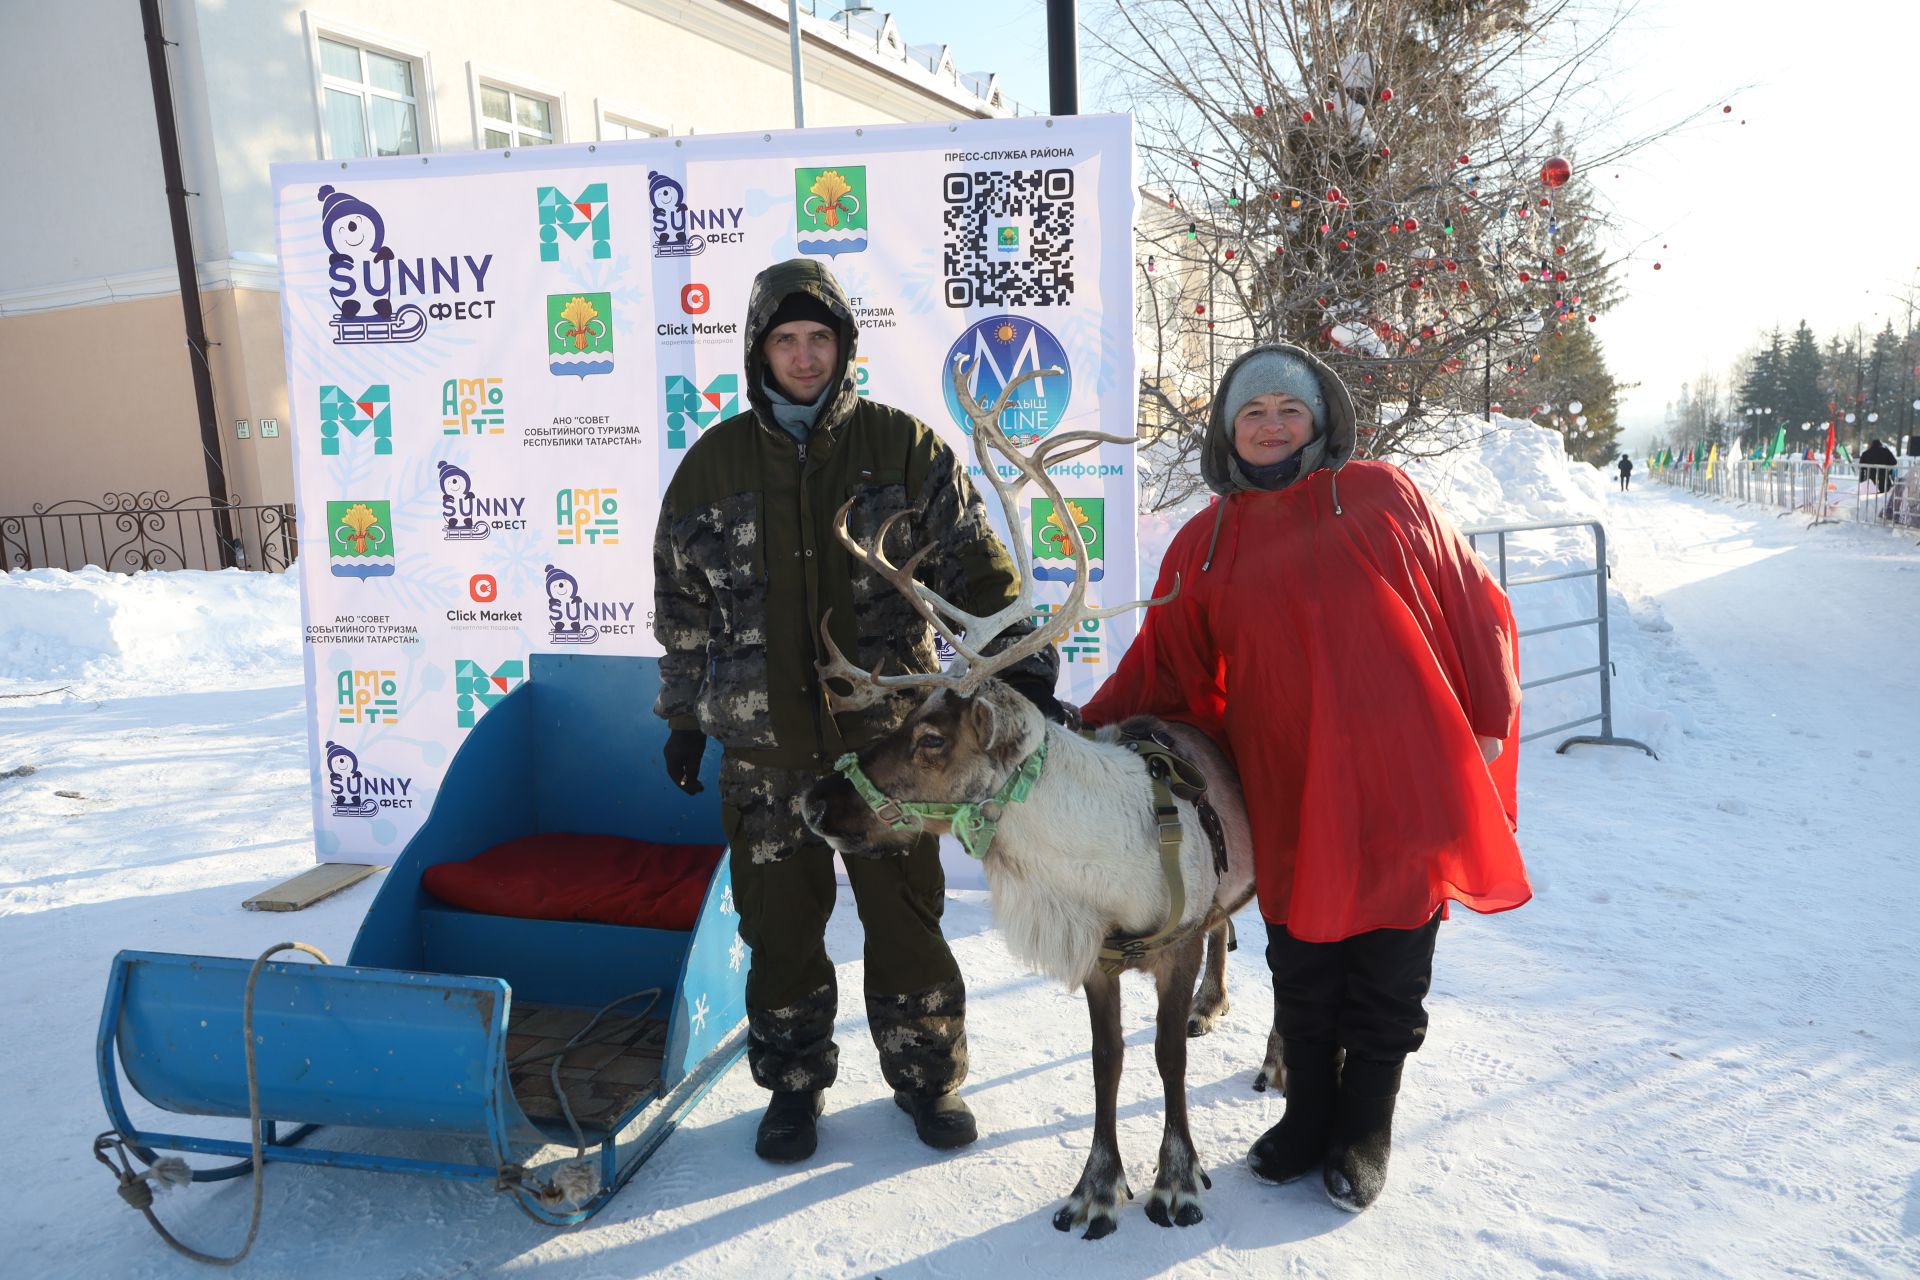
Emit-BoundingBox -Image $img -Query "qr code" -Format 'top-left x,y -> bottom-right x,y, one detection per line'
941,168 -> 1076,308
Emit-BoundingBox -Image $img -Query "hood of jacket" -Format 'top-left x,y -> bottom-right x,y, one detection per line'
742,257 -> 861,442
1199,342 -> 1358,497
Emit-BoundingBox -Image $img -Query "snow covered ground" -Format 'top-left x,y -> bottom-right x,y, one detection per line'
4,424 -> 1919,1277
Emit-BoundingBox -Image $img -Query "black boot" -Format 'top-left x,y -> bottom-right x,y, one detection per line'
755,1089 -> 824,1162
893,1090 -> 978,1150
1247,1043 -> 1340,1184
1324,1057 -> 1402,1212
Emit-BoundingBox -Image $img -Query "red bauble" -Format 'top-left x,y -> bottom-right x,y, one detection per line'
1408,277 -> 1424,289
1555,244 -> 1567,255
1253,104 -> 1265,117
1195,304 -> 1206,314
1588,314 -> 1597,322
1458,153 -> 1471,164
1554,270 -> 1567,281
1458,280 -> 1470,291
1380,146 -> 1392,157
1519,271 -> 1532,282
1225,249 -> 1236,259
1653,262 -> 1662,270
1445,259 -> 1457,270
1374,261 -> 1388,273
1327,186 -> 1343,201
1403,216 -> 1420,231
1301,110 -> 1314,122
1379,87 -> 1394,101
1540,156 -> 1572,187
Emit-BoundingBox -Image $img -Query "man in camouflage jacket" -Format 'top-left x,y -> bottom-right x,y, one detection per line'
652,257 -> 1061,1162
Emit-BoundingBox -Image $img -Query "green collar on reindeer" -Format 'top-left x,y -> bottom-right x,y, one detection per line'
832,736 -> 1050,862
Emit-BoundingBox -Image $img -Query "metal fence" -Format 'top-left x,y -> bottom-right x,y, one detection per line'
1,492 -> 297,574
1463,518 -> 1656,758
1652,456 -> 1920,530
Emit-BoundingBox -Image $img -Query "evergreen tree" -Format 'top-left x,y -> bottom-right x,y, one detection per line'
1510,320 -> 1621,464
1781,321 -> 1825,442
1867,321 -> 1901,445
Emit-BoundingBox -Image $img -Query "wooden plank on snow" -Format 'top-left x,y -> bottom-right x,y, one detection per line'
243,863 -> 381,912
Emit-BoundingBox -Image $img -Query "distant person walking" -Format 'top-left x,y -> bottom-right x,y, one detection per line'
1617,455 -> 1633,492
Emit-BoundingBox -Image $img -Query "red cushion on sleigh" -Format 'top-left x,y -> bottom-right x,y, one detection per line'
422,833 -> 725,932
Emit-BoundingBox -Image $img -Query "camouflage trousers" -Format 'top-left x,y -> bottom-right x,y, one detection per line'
719,756 -> 968,1098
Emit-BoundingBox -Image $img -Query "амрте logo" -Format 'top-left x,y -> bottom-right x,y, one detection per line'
335,669 -> 400,725
796,166 -> 868,257
548,293 -> 614,379
441,377 -> 505,435
555,486 -> 619,546
943,315 -> 1073,444
537,183 -> 610,261
327,499 -> 396,580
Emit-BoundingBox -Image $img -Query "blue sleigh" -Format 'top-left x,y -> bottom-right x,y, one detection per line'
95,654 -> 747,1226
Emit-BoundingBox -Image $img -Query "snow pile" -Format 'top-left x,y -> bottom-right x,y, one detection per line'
0,566 -> 302,696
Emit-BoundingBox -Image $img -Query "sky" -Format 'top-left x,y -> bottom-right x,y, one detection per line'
871,0 -> 1920,452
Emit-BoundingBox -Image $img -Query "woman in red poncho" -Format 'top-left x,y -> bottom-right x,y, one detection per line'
1081,343 -> 1530,1212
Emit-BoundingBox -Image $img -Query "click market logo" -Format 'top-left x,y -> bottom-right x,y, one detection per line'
335,669 -> 400,725
548,293 -> 614,379
796,166 -> 868,257
537,183 -> 610,261
327,500 -> 396,580
320,384 -> 391,456
317,184 -> 495,344
663,373 -> 739,449
657,280 -> 739,346
441,377 -> 505,436
542,563 -> 638,645
323,740 -> 414,816
1031,497 -> 1104,584
943,316 -> 1073,444
455,658 -> 524,729
555,485 -> 620,546
436,461 -> 527,542
647,171 -> 745,259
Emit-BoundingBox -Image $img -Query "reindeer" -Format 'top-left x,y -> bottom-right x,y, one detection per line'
802,356 -> 1277,1239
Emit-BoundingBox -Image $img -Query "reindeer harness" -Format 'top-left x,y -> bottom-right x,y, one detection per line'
832,726 -> 1228,976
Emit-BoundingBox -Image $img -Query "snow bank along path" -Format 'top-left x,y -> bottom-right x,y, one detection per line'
3,430 -> 1918,1277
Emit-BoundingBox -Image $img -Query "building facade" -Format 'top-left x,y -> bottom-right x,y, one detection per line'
0,0 -> 1010,569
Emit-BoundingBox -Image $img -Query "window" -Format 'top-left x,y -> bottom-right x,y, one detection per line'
318,36 -> 420,158
604,115 -> 664,141
481,84 -> 555,148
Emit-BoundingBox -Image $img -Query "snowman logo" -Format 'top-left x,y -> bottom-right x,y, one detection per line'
319,185 -> 426,343
437,461 -> 489,541
648,171 -> 706,259
324,740 -> 378,816
544,564 -> 599,644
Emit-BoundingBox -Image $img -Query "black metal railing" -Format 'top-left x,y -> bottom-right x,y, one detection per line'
0,492 -> 297,574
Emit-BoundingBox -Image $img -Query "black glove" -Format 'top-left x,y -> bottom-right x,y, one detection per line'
1003,673 -> 1073,726
663,728 -> 707,795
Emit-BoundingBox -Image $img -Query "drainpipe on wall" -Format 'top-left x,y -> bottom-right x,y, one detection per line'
141,0 -> 236,569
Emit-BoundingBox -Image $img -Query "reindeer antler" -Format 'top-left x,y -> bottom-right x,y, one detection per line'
817,354 -> 1177,711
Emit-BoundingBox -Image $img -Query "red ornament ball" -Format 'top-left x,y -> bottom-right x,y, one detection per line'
1408,277 -> 1424,289
1555,244 -> 1567,255
1723,104 -> 1732,113
1301,110 -> 1314,122
1380,146 -> 1392,158
1403,216 -> 1420,231
1374,261 -> 1388,273
1326,186 -> 1343,202
1653,262 -> 1662,270
1194,304 -> 1206,314
1253,104 -> 1265,117
1458,153 -> 1471,165
1379,87 -> 1394,102
1588,314 -> 1598,322
1457,280 -> 1470,292
1540,155 -> 1573,188
1519,271 -> 1532,282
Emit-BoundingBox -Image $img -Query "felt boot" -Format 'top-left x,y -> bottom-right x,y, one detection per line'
1247,1043 -> 1340,1184
1324,1057 -> 1402,1212
893,1090 -> 978,1150
754,1089 -> 825,1163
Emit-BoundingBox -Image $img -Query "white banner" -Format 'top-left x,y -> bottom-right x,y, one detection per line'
273,114 -> 1139,863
